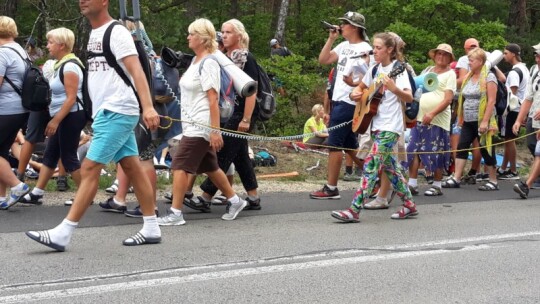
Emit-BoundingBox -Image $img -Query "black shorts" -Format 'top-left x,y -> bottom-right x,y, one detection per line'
0,113 -> 29,159
504,111 -> 519,139
24,110 -> 50,144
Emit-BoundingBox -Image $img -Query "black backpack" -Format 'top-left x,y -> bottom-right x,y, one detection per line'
87,21 -> 153,111
59,59 -> 92,122
493,67 -> 523,116
254,63 -> 276,121
1,46 -> 50,111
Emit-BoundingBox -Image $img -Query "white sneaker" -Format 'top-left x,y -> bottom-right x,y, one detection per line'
363,198 -> 389,210
222,199 -> 247,221
157,212 -> 186,226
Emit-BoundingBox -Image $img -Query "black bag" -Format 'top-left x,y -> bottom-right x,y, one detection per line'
1,46 -> 50,111
254,63 -> 276,121
59,59 -> 93,122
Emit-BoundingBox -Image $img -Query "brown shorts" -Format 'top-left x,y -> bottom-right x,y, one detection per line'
170,136 -> 219,174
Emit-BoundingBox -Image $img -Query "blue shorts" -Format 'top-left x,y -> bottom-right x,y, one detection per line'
86,110 -> 139,164
327,101 -> 358,150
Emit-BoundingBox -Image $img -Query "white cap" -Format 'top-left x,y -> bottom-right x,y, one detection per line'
533,42 -> 540,54
270,39 -> 278,47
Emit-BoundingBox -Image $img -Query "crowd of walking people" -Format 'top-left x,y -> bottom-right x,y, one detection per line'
1,2 -> 539,252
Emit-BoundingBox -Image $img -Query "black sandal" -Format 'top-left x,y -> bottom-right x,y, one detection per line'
442,177 -> 460,188
26,230 -> 65,252
478,181 -> 499,191
123,232 -> 161,246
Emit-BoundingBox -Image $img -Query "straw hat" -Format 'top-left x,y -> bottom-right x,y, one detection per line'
428,43 -> 455,61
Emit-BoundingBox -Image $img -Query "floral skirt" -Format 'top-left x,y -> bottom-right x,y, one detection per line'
406,123 -> 450,172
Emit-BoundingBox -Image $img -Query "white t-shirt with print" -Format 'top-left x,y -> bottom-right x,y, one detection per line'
179,57 -> 220,141
506,62 -> 530,112
49,62 -> 84,117
86,20 -> 139,117
332,41 -> 372,105
362,60 -> 412,134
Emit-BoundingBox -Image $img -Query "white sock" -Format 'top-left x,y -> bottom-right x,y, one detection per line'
227,194 -> 239,204
408,178 -> 418,187
11,182 -> 26,192
0,196 -> 6,202
113,197 -> 126,206
140,215 -> 161,238
433,181 -> 442,188
326,184 -> 337,190
170,207 -> 182,215
247,195 -> 259,201
32,188 -> 45,196
48,219 -> 78,247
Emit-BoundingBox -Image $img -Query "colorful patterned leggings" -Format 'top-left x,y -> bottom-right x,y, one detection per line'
351,131 -> 414,212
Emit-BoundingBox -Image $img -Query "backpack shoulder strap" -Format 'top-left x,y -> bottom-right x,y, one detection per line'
371,63 -> 379,79
101,21 -> 133,88
198,55 -> 219,75
512,67 -> 523,84
0,46 -> 29,95
59,59 -> 84,84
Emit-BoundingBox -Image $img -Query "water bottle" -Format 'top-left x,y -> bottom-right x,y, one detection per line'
414,86 -> 423,102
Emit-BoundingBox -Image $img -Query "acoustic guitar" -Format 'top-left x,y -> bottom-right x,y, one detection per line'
351,64 -> 405,134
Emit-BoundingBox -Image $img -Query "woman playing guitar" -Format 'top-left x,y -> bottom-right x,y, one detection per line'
331,32 -> 418,222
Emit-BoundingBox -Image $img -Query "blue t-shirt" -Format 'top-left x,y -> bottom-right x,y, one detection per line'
0,42 -> 28,115
49,62 -> 84,117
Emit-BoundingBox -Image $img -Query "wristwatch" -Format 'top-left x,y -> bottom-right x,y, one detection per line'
242,118 -> 251,123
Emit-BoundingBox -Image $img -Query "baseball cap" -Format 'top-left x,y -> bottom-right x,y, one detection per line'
464,38 -> 479,50
533,42 -> 540,55
270,39 -> 278,47
338,11 -> 366,29
505,43 -> 522,61
216,31 -> 223,43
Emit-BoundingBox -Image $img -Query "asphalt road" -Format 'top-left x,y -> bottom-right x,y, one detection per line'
0,179 -> 539,303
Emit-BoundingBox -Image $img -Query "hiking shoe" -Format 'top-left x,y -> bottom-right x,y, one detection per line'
19,192 -> 44,205
98,197 -> 127,213
222,199 -> 247,221
244,197 -> 261,210
532,179 -> 540,189
363,199 -> 389,210
513,181 -> 529,199
499,171 -> 519,180
157,211 -> 186,226
331,208 -> 360,222
309,185 -> 340,199
343,173 -> 361,181
25,168 -> 39,179
184,196 -> 211,213
56,176 -> 69,192
391,205 -> 419,219
124,205 -> 159,218
0,183 -> 30,210
425,174 -> 434,185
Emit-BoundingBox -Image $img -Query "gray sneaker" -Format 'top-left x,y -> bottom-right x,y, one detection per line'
343,173 -> 361,181
157,211 -> 186,226
222,199 -> 247,221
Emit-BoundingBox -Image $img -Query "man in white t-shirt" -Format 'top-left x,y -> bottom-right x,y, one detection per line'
26,0 -> 162,251
310,11 -> 372,200
498,43 -> 530,180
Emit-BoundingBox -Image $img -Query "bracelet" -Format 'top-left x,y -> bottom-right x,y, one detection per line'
242,118 -> 251,123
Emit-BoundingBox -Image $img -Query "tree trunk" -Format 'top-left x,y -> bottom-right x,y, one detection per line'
275,0 -> 290,43
0,0 -> 18,17
508,0 -> 528,35
294,0 -> 302,42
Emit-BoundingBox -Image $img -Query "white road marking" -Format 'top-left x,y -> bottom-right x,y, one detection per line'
1,231 -> 539,303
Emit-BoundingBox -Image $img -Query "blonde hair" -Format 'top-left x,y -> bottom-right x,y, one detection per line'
374,32 -> 404,61
312,104 -> 323,116
0,16 -> 18,39
122,19 -> 145,32
188,18 -> 218,53
222,19 -> 250,49
467,47 -> 487,64
46,27 -> 75,52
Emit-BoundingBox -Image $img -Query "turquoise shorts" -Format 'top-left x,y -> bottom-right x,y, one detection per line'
86,109 -> 139,164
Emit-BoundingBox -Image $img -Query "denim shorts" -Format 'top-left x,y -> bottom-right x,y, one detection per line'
327,101 -> 358,150
86,110 -> 139,164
